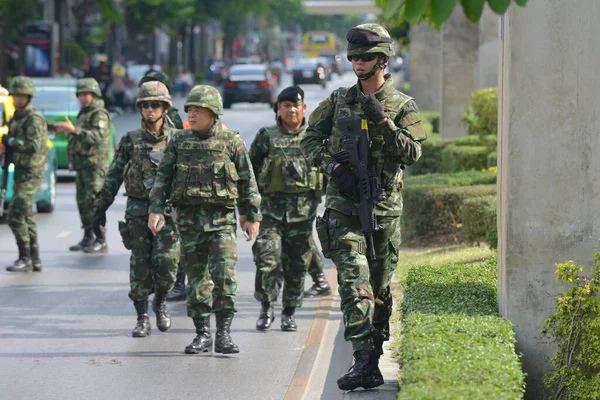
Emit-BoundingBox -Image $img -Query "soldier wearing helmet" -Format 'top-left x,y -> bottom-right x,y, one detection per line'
92,80 -> 179,338
3,76 -> 48,272
148,84 -> 262,355
301,23 -> 427,390
139,71 -> 184,130
54,77 -> 112,254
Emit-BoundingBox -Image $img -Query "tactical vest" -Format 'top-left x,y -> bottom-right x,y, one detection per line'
257,128 -> 323,194
9,111 -> 48,171
123,131 -> 167,199
70,107 -> 111,158
170,129 -> 240,206
326,85 -> 412,195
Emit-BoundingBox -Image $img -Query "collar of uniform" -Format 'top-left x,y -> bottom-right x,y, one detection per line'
12,103 -> 35,120
141,120 -> 169,142
194,119 -> 222,138
356,73 -> 395,102
80,98 -> 104,114
277,118 -> 306,136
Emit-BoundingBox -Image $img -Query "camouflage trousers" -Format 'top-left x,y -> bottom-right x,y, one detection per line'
125,216 -> 179,301
252,216 -> 312,307
179,224 -> 238,319
7,174 -> 42,247
75,166 -> 106,228
323,209 -> 401,352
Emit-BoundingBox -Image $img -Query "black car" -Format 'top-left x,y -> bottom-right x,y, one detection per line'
222,64 -> 277,109
292,58 -> 328,88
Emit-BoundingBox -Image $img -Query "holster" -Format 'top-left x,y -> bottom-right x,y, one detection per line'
315,210 -> 332,259
118,220 -> 132,250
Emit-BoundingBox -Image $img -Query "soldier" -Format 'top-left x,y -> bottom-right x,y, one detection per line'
250,86 -> 329,332
55,78 -> 112,254
301,24 -> 426,390
91,81 -> 179,337
148,85 -> 261,354
139,70 -> 187,302
3,76 -> 48,272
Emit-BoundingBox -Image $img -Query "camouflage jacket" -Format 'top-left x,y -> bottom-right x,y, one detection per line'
167,108 -> 184,129
149,121 -> 262,230
301,74 -> 424,217
68,98 -> 111,170
7,103 -> 48,179
94,121 -> 173,217
249,119 -> 321,222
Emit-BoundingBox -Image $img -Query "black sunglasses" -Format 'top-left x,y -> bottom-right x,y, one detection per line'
348,54 -> 378,62
140,101 -> 163,109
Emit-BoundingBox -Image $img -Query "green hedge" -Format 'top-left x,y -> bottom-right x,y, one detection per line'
461,195 -> 497,248
405,134 -> 452,176
404,170 -> 496,187
398,258 -> 525,399
461,87 -> 498,137
440,145 -> 490,173
487,152 -> 497,168
420,111 -> 440,134
402,184 -> 496,239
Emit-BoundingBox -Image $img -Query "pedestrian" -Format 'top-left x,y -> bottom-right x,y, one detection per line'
54,78 -> 112,253
138,70 -> 186,302
3,76 -> 47,272
91,81 -> 179,337
148,85 -> 262,354
250,85 -> 330,332
301,23 -> 427,390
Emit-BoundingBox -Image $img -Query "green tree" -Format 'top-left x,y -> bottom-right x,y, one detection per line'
375,0 -> 528,29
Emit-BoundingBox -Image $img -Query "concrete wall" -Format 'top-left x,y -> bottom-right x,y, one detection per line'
497,1 -> 600,396
478,6 -> 499,89
408,23 -> 441,112
440,9 -> 479,138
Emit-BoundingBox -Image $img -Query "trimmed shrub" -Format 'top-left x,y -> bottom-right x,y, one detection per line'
402,184 -> 497,239
420,111 -> 440,134
440,144 -> 490,173
461,87 -> 498,137
487,151 -> 497,168
405,133 -> 452,176
398,258 -> 525,399
404,170 -> 496,187
461,195 -> 496,245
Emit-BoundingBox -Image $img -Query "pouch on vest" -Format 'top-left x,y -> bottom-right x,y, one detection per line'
118,220 -> 132,250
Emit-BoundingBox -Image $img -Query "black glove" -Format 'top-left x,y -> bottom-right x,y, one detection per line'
332,150 -> 351,164
330,163 -> 357,196
92,210 -> 106,237
362,94 -> 386,123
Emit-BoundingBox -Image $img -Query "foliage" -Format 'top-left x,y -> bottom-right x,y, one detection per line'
404,133 -> 452,175
460,195 -> 496,246
405,169 -> 496,187
396,257 -> 525,398
543,255 -> 600,399
441,144 -> 489,173
462,87 -> 498,137
0,0 -> 43,43
375,0 -> 528,29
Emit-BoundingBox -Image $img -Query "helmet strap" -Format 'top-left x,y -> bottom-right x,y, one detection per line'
355,56 -> 387,81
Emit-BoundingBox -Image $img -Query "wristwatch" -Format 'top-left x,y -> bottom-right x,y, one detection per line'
326,160 -> 337,175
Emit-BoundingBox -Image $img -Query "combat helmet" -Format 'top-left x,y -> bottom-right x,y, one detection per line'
9,76 -> 36,97
139,71 -> 174,93
184,85 -> 223,116
346,23 -> 395,58
76,78 -> 102,98
137,81 -> 172,109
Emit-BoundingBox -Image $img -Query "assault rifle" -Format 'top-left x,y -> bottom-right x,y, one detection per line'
0,136 -> 13,217
338,115 -> 385,261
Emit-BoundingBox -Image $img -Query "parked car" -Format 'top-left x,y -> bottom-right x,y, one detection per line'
222,64 -> 278,109
30,78 -> 117,170
0,86 -> 57,214
292,58 -> 328,88
321,53 -> 344,76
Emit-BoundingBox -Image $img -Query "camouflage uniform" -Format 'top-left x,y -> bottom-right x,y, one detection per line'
68,78 -> 112,251
149,85 -> 261,354
301,24 -> 426,358
94,81 -> 179,337
4,76 -> 48,272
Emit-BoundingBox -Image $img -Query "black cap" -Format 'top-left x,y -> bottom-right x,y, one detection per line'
277,86 -> 304,104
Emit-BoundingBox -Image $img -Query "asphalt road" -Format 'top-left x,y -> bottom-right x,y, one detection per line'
0,72 -> 363,400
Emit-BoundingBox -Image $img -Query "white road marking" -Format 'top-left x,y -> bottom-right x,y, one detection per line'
56,231 -> 72,239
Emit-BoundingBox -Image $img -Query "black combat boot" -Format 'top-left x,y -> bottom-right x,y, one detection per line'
214,313 -> 239,354
337,350 -> 384,391
132,300 -> 152,337
152,292 -> 171,332
69,228 -> 94,251
83,229 -> 107,253
304,272 -> 332,297
256,302 -> 275,331
30,243 -> 42,272
281,307 -> 297,332
6,244 -> 33,272
185,317 -> 213,354
166,266 -> 186,302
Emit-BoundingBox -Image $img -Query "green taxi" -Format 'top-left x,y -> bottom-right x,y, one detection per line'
31,78 -> 117,169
